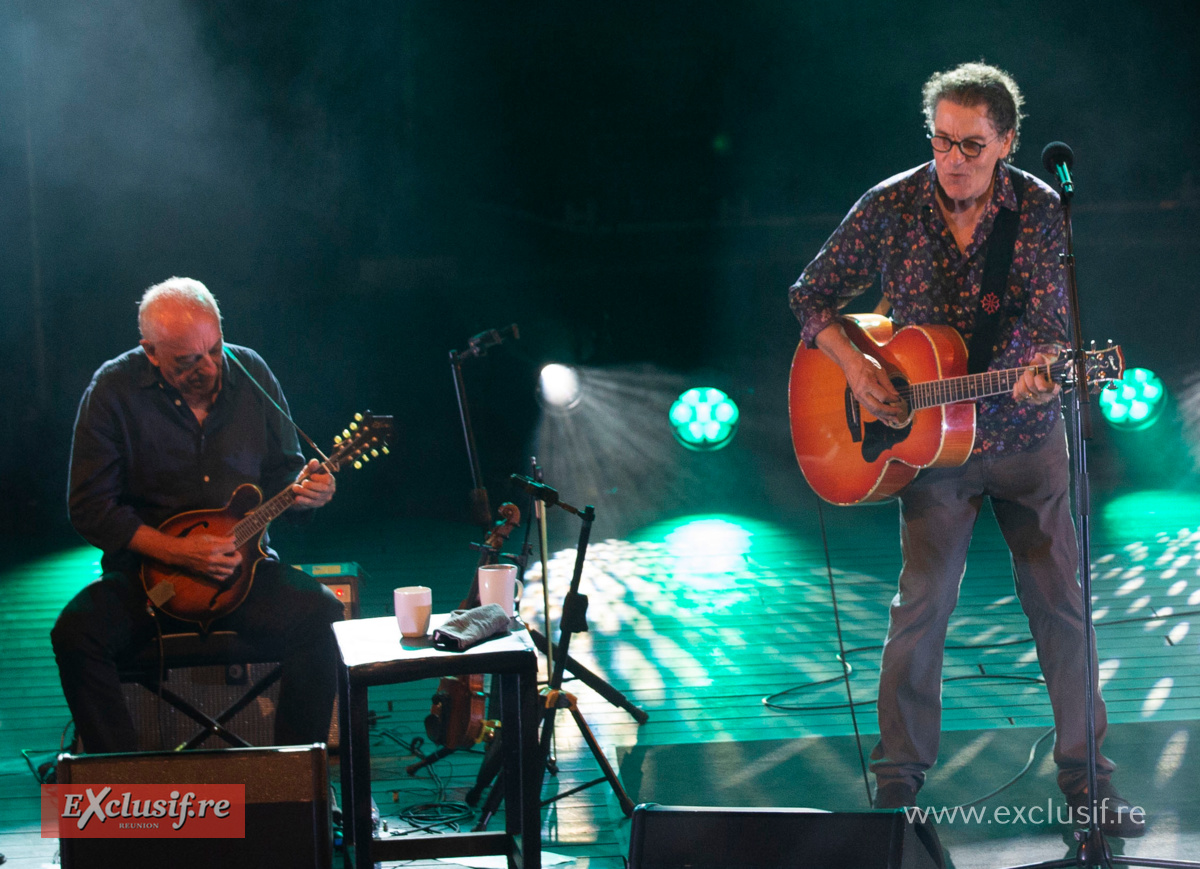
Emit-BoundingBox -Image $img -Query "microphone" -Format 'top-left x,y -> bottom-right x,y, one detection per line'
466,323 -> 520,357
510,473 -> 559,506
510,473 -> 580,515
1041,141 -> 1074,197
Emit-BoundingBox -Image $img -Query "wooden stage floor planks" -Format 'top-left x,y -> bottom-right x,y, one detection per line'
2,488 -> 1200,867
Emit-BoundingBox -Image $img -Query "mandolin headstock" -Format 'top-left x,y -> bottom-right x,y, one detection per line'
329,411 -> 395,471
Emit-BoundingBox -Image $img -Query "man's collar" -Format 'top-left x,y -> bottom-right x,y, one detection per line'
922,160 -> 1019,213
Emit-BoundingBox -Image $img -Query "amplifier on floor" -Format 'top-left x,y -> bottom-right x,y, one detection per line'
57,744 -> 331,869
628,804 -> 943,869
295,561 -> 364,620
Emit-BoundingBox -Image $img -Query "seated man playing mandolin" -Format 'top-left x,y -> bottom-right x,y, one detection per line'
52,277 -> 344,753
788,62 -> 1143,836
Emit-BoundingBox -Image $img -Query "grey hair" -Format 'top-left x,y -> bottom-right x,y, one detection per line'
137,277 -> 222,340
922,62 -> 1025,154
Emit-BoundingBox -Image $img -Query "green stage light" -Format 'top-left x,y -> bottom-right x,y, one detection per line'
1100,368 -> 1166,431
670,387 -> 739,451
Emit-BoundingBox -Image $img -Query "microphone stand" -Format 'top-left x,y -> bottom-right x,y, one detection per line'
470,476 -> 645,831
999,153 -> 1197,869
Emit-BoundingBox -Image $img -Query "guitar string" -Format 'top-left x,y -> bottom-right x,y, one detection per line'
893,360 -> 1070,410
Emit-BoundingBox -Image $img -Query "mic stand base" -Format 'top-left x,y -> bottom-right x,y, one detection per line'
526,626 -> 649,725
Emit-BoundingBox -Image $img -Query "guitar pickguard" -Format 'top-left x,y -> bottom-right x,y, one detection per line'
860,418 -> 912,462
845,373 -> 913,462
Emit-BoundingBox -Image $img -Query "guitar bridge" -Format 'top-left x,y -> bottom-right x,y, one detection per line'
844,387 -> 863,443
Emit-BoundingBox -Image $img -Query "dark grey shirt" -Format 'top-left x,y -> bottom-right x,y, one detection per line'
68,344 -> 306,574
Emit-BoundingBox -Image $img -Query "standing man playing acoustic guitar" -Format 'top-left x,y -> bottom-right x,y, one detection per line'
52,277 -> 345,754
788,63 -> 1143,836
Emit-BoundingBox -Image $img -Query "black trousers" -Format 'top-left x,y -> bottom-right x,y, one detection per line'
51,560 -> 344,753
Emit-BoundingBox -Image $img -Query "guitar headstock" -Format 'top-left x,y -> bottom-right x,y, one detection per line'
329,411 -> 395,471
1084,343 -> 1125,394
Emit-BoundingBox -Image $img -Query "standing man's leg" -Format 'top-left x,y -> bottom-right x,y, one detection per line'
871,460 -> 985,800
988,423 -> 1114,794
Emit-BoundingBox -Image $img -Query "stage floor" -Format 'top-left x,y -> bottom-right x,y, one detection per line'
3,486 -> 1199,867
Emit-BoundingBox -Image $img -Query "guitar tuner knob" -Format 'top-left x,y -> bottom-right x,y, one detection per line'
382,446 -> 390,455
354,460 -> 363,470
343,429 -> 351,438
334,435 -> 343,444
350,422 -> 359,431
371,449 -> 379,457
355,412 -> 364,422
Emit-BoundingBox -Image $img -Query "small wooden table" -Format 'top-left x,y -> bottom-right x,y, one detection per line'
334,614 -> 541,869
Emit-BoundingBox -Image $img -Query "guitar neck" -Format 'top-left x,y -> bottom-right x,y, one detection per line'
906,360 -> 1068,410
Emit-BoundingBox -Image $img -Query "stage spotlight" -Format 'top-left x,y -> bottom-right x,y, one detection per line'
538,363 -> 582,412
1100,368 -> 1166,431
669,387 -> 739,451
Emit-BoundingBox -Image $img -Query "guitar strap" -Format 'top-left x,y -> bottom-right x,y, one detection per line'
966,165 -> 1026,374
223,346 -> 330,463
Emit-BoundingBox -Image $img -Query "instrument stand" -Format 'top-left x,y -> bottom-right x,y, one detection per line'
998,155 -> 1197,869
470,482 -> 640,831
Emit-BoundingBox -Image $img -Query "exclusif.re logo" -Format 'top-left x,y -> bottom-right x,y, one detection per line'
41,784 -> 246,839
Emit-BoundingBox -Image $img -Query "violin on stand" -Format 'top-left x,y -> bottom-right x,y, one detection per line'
407,504 -> 521,774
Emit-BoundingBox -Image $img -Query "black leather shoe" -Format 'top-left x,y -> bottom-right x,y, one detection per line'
874,780 -> 919,809
1066,781 -> 1146,838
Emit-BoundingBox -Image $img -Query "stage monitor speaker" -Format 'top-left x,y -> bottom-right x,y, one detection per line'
295,561 -> 364,620
57,744 -> 331,869
629,804 -> 944,869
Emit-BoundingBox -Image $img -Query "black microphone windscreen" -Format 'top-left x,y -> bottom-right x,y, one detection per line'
1041,141 -> 1074,173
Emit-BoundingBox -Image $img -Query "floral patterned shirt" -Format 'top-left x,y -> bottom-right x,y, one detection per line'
788,161 -> 1068,455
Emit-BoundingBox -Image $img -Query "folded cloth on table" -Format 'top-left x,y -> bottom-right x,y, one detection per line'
431,604 -> 511,652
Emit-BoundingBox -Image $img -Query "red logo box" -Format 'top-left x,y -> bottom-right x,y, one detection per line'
42,784 -> 245,839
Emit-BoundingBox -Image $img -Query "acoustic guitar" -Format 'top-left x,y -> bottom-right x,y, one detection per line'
141,411 -> 394,628
788,315 -> 1123,505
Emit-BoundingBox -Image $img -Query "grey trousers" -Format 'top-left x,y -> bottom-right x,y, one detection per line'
869,419 -> 1114,795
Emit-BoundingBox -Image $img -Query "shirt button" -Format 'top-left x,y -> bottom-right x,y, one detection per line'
203,475 -> 210,483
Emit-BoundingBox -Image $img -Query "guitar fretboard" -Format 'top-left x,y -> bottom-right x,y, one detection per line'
900,360 -> 1069,411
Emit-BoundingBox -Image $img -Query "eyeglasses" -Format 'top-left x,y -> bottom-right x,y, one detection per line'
927,133 -> 993,158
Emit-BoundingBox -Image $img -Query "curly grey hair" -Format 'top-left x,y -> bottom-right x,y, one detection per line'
922,62 -> 1025,154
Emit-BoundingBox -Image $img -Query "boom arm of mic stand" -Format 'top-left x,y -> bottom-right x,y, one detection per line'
450,350 -> 492,531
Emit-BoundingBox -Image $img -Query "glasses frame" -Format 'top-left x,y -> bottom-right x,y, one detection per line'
927,133 -> 994,159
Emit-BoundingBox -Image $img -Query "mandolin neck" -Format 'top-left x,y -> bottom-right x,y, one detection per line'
231,460 -> 335,548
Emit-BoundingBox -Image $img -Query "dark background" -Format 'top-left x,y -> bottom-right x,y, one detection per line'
2,1 -> 1197,547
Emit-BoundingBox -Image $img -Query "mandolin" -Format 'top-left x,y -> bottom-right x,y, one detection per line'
141,412 -> 394,629
789,315 -> 1124,505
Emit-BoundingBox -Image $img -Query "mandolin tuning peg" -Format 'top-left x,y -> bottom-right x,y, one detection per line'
343,429 -> 351,439
361,453 -> 370,462
354,412 -> 363,422
353,460 -> 363,470
350,421 -> 359,431
371,449 -> 379,457
382,445 -> 389,455
334,435 -> 343,444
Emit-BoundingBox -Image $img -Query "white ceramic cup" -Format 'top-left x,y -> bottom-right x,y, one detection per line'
477,564 -> 523,617
394,586 -> 433,638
